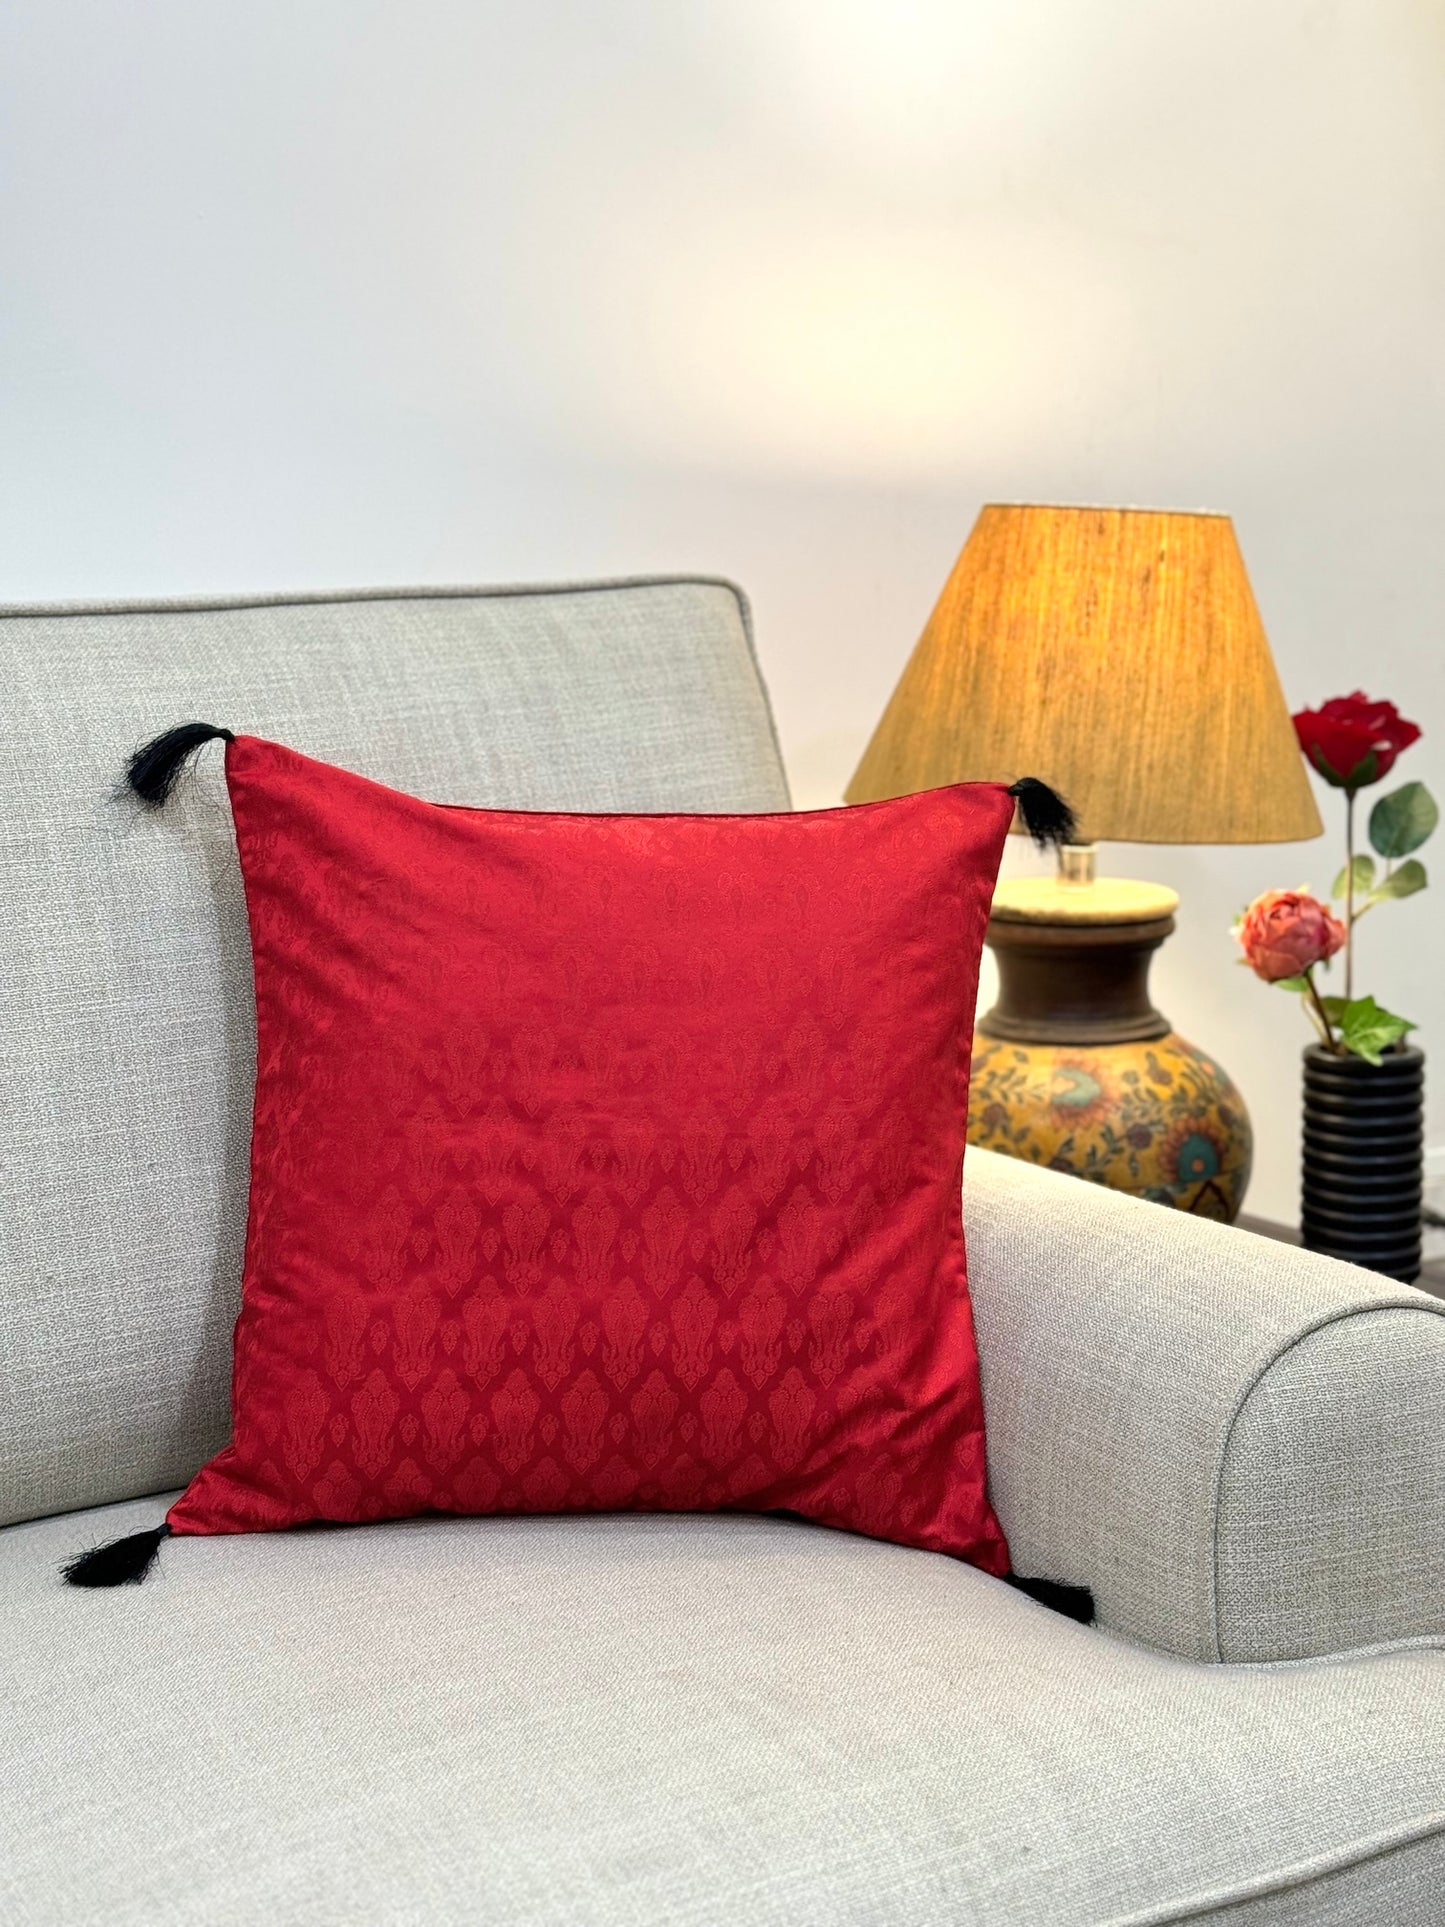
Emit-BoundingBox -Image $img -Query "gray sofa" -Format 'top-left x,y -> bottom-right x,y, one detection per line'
4,578 -> 1444,1926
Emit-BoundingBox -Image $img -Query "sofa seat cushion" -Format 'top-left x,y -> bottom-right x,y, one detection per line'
6,1504 -> 1443,1927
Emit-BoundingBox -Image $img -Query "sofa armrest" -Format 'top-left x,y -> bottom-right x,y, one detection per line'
963,1146 -> 1445,1662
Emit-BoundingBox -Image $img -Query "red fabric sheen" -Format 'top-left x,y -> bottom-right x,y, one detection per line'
167,737 -> 1013,1573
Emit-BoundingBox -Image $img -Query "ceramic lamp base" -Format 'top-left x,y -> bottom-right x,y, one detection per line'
969,1030 -> 1252,1220
966,875 -> 1253,1223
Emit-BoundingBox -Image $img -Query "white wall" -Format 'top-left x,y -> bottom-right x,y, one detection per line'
2,0 -> 1442,1223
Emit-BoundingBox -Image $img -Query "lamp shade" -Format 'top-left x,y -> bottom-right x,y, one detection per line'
845,504 -> 1323,844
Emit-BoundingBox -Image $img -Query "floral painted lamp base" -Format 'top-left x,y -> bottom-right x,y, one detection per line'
967,877 -> 1253,1223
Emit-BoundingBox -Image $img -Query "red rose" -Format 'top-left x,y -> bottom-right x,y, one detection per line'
1293,692 -> 1421,792
1234,889 -> 1346,983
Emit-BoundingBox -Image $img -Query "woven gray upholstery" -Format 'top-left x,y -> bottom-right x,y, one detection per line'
0,580 -> 790,1527
5,1503 -> 1443,1927
1215,1307 -> 1445,1662
964,1147 -> 1445,1663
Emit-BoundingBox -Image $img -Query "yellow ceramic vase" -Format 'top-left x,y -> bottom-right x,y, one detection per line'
966,874 -> 1253,1223
968,1030 -> 1252,1221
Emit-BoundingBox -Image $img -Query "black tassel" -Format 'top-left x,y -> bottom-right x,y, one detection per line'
1005,1572 -> 1095,1624
1007,777 -> 1078,853
61,1522 -> 171,1588
126,723 -> 234,808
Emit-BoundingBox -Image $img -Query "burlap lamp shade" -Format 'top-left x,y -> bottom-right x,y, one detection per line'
846,504 -> 1322,845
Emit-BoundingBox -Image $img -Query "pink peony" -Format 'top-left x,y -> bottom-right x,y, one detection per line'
1234,889 -> 1346,983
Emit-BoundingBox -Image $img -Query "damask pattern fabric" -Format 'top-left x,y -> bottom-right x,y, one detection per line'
168,735 -> 1015,1569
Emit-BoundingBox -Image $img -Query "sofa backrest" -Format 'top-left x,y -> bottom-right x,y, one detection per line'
1,578 -> 790,1526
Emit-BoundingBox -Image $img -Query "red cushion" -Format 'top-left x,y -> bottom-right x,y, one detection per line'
167,737 -> 1014,1573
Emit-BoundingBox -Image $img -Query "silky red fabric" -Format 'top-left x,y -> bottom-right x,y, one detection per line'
168,737 -> 1013,1573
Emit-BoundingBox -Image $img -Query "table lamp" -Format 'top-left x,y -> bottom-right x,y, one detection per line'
845,504 -> 1323,1221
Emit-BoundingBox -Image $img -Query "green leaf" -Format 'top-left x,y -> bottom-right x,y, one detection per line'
1331,854 -> 1376,899
1317,995 -> 1349,1021
1368,782 -> 1438,858
1273,974 -> 1311,993
1369,858 -> 1427,901
1337,995 -> 1416,1066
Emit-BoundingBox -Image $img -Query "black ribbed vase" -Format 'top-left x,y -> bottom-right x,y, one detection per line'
1301,1043 -> 1424,1282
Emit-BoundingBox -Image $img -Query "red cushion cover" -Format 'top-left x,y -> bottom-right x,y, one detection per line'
167,737 -> 1014,1573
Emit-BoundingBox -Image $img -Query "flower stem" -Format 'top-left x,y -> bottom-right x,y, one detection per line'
1345,789 -> 1355,1001
1303,966 -> 1340,1052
